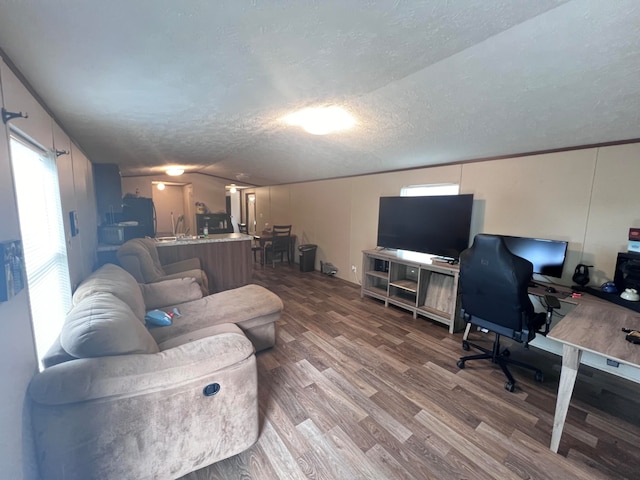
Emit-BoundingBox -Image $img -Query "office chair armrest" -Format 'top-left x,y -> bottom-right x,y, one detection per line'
542,294 -> 562,335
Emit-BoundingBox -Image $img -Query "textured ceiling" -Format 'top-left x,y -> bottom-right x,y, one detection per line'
0,1 -> 638,186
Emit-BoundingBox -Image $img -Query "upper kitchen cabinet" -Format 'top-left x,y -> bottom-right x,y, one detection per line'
93,163 -> 122,226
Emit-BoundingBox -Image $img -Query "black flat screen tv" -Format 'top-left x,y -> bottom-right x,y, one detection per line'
499,235 -> 568,279
377,194 -> 474,259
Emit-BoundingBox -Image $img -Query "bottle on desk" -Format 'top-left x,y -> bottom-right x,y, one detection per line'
203,222 -> 209,237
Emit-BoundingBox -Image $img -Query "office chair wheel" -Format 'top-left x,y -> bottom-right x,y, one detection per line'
535,371 -> 544,382
457,360 -> 466,369
462,340 -> 470,351
504,381 -> 515,392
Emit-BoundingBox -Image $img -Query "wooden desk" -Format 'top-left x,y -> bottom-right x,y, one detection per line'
548,302 -> 640,452
459,281 -> 640,452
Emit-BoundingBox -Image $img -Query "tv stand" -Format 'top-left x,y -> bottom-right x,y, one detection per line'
361,249 -> 463,333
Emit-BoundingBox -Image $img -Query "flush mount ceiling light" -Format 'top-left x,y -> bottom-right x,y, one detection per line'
156,182 -> 166,191
165,167 -> 184,176
229,184 -> 237,194
284,106 -> 356,135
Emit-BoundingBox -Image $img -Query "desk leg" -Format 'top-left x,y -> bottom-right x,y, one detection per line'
462,322 -> 472,341
550,344 -> 582,453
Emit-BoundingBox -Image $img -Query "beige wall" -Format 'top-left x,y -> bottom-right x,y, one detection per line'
0,58 -> 39,480
254,144 -> 640,286
0,58 -> 98,479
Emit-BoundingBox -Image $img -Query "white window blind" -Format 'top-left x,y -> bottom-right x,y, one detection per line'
401,183 -> 459,197
9,132 -> 71,369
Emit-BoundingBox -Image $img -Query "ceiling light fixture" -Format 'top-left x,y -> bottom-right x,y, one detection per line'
284,106 -> 356,135
229,184 -> 237,194
156,182 -> 166,191
166,167 -> 184,176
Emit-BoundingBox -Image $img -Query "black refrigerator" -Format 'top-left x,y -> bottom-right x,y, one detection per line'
121,195 -> 156,238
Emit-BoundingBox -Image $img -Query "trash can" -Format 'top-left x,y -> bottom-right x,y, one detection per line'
298,244 -> 317,272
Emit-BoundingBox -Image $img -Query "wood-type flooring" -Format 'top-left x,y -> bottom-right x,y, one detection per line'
181,265 -> 640,479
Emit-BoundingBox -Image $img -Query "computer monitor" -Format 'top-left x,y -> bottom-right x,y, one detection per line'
499,235 -> 568,279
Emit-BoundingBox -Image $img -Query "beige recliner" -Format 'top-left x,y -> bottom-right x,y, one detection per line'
117,238 -> 209,295
29,263 -> 282,480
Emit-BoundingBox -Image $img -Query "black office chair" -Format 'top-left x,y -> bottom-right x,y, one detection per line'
457,234 -> 558,392
264,225 -> 292,268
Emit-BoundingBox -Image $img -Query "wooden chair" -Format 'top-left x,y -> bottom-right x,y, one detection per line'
264,225 -> 292,267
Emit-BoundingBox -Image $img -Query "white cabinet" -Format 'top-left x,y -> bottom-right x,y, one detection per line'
362,250 -> 463,333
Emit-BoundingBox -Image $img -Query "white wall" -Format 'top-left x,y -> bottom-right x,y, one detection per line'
0,57 -> 98,479
255,144 -> 640,286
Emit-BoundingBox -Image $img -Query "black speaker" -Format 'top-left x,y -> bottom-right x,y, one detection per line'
614,252 -> 640,292
374,259 -> 389,272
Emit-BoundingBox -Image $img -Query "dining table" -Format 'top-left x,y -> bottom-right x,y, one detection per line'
253,232 -> 297,265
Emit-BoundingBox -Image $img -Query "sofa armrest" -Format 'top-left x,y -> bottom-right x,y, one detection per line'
163,257 -> 201,274
140,277 -> 203,309
29,326 -> 252,406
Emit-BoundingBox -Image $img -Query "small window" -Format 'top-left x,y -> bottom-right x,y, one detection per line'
9,131 -> 71,370
401,183 -> 459,197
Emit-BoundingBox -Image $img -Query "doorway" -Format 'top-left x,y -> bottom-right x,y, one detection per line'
152,182 -> 193,236
245,192 -> 257,234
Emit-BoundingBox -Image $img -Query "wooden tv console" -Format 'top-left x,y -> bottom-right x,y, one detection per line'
361,249 -> 463,333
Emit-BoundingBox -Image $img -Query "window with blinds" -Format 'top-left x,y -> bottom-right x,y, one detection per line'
9,132 -> 71,369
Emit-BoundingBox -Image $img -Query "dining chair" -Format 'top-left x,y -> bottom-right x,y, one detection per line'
264,225 -> 292,267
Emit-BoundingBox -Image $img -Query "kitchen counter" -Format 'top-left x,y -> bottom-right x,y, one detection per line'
154,233 -> 252,247
155,233 -> 253,292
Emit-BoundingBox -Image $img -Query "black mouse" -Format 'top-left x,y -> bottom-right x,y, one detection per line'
545,286 -> 557,294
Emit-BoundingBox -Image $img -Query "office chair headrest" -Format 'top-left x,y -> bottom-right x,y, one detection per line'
459,234 -> 535,331
463,233 -> 533,281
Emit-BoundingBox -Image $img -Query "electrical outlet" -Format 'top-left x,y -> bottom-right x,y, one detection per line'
351,265 -> 357,272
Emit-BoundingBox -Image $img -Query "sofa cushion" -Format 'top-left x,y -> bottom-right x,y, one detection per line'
73,263 -> 146,321
157,323 -> 246,351
140,277 -> 203,310
61,292 -> 159,358
149,284 -> 283,344
41,336 -> 78,368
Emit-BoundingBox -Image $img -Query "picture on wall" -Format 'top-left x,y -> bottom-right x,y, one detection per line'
0,240 -> 25,302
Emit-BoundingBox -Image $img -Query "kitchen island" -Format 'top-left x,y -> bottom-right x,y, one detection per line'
155,233 -> 253,293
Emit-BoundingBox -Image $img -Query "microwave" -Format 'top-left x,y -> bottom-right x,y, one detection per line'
98,225 -> 147,245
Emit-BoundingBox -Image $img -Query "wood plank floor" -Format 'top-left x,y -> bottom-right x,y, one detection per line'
181,265 -> 640,480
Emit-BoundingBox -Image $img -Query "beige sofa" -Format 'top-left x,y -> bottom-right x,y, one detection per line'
117,237 -> 210,295
28,263 -> 282,480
